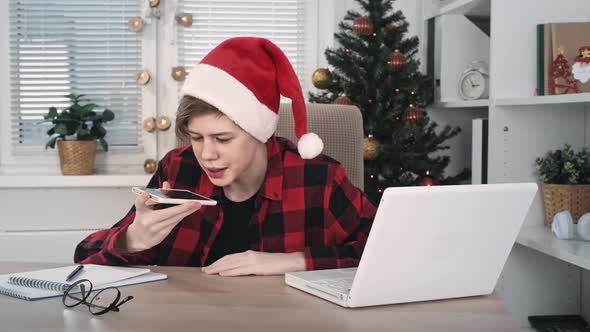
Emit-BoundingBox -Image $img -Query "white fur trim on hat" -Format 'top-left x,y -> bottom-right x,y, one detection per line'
180,63 -> 278,143
297,132 -> 323,159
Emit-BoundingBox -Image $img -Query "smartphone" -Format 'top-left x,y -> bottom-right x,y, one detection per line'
132,187 -> 217,206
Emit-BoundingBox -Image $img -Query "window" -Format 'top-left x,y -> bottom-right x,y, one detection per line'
177,0 -> 309,91
2,0 -> 321,174
8,0 -> 144,153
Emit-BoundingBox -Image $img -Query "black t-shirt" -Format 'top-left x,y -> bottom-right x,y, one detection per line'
204,192 -> 256,266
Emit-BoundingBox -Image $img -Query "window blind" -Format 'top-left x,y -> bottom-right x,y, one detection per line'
8,0 -> 143,150
177,0 -> 308,91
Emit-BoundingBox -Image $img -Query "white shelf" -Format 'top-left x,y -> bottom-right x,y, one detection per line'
496,93 -> 590,106
0,175 -> 152,188
426,0 -> 490,19
433,99 -> 489,108
516,225 -> 590,271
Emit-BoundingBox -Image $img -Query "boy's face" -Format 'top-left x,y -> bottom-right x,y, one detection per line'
187,112 -> 263,188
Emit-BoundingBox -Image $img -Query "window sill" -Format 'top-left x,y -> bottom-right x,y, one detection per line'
0,174 -> 152,188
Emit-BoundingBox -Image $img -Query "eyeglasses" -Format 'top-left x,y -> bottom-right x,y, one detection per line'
62,279 -> 134,315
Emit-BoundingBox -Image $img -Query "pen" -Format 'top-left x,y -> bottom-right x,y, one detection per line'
66,264 -> 84,282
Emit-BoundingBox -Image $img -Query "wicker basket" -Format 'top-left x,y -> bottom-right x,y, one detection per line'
541,184 -> 590,226
57,140 -> 97,175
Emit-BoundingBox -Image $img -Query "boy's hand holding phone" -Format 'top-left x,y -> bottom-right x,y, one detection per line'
120,181 -> 202,253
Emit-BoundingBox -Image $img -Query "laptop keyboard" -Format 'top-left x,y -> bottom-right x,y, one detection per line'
312,277 -> 354,294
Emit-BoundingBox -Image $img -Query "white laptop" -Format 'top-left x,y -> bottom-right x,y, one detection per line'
285,183 -> 537,308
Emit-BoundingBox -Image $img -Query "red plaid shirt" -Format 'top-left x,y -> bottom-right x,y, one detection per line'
74,136 -> 376,270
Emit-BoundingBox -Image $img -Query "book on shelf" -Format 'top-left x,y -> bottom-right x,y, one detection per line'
472,118 -> 488,185
538,22 -> 590,96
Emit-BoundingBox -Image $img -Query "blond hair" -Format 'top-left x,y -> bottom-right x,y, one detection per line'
175,95 -> 222,141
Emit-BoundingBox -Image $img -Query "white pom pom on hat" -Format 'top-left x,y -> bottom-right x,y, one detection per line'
180,37 -> 324,159
297,132 -> 324,159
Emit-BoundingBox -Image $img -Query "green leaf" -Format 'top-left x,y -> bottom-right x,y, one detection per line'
65,121 -> 78,136
71,104 -> 83,113
82,111 -> 97,121
76,127 -> 91,137
47,107 -> 58,120
91,125 -> 107,139
102,109 -> 115,122
85,115 -> 102,122
46,127 -> 55,136
99,138 -> 108,152
45,136 -> 58,149
66,93 -> 86,103
81,104 -> 97,113
55,123 -> 69,135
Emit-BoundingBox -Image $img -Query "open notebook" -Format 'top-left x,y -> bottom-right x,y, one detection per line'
0,264 -> 167,301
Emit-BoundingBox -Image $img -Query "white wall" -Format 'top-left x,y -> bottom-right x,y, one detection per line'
0,188 -> 135,263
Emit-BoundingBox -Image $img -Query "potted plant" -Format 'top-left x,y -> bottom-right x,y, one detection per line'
44,94 -> 115,175
535,144 -> 590,226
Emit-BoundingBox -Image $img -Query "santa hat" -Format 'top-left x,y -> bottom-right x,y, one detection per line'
180,37 -> 323,159
575,46 -> 590,64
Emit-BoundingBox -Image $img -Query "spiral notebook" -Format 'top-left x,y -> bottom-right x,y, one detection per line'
0,264 -> 167,301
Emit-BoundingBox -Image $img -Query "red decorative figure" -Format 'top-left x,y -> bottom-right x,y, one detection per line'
572,46 -> 590,84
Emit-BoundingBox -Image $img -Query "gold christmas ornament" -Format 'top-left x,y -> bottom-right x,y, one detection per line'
134,69 -> 151,85
311,68 -> 332,89
148,0 -> 160,8
363,135 -> 380,161
175,13 -> 193,27
144,159 -> 157,174
128,16 -> 144,32
156,116 -> 172,131
143,117 -> 157,133
171,66 -> 187,81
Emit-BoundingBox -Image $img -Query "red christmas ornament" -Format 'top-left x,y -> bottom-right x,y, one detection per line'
353,17 -> 373,36
418,171 -> 438,186
418,176 -> 437,186
402,104 -> 425,124
334,96 -> 353,105
387,49 -> 406,71
386,23 -> 397,31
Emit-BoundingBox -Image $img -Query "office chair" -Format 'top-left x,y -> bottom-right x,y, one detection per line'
276,103 -> 364,189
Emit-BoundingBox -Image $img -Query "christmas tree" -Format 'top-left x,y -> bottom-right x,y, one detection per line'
309,0 -> 470,204
549,47 -> 579,95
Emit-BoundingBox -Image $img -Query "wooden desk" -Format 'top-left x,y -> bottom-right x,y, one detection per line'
0,263 -> 520,332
